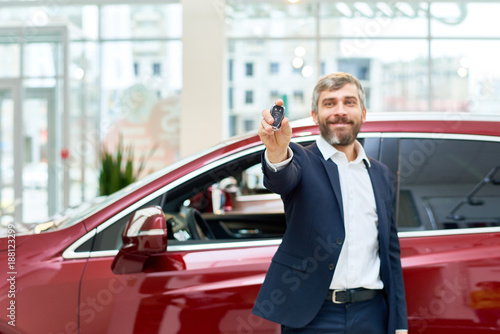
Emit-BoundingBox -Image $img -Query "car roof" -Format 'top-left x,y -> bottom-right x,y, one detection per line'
79,111 -> 500,231
289,111 -> 500,138
291,111 -> 500,126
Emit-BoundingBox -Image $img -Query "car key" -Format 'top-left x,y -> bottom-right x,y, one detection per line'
270,104 -> 285,131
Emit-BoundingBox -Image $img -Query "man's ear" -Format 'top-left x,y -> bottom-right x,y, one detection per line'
361,108 -> 367,123
311,110 -> 319,124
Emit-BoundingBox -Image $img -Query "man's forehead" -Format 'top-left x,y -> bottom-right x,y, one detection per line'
319,83 -> 359,100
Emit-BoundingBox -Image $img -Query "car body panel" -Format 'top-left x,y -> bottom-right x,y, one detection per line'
80,245 -> 279,333
0,223 -> 88,334
401,232 -> 500,333
1,112 -> 499,333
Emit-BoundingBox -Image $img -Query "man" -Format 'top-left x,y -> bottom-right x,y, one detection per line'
252,72 -> 408,333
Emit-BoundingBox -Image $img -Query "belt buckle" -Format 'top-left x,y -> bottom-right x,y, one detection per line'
332,290 -> 345,304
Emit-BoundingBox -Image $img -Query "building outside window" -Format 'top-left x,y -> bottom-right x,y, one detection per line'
270,90 -> 280,101
2,1 -> 500,224
245,90 -> 254,104
245,62 -> 254,76
270,62 -> 280,74
293,90 -> 304,104
152,63 -> 162,76
226,1 -> 500,135
0,3 -> 182,225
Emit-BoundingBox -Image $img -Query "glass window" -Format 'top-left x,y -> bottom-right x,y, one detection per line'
0,44 -> 20,78
430,40 -> 500,113
100,40 -> 182,176
169,152 -> 286,241
226,2 -> 317,38
92,196 -> 163,251
321,39 -> 429,112
153,63 -> 161,76
245,90 -> 254,104
270,90 -> 280,101
270,62 -> 279,74
244,119 -> 254,132
228,59 -> 234,81
228,39 -> 317,133
226,1 -> 500,136
245,62 -> 254,76
228,87 -> 234,110
337,58 -> 370,80
0,4 -> 183,223
398,138 -> 500,231
23,43 -> 61,78
69,42 -> 100,207
100,4 -> 182,39
430,3 -> 500,38
293,90 -> 304,104
319,2 -> 429,37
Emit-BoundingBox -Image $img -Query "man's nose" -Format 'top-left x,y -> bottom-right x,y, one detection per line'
333,103 -> 348,116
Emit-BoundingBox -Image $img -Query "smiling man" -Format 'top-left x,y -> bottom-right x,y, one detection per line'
253,72 -> 408,334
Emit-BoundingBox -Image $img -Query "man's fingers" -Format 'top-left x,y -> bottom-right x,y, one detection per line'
280,117 -> 291,134
259,117 -> 274,135
261,108 -> 273,124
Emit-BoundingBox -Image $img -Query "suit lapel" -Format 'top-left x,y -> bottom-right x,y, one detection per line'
366,161 -> 389,249
310,143 -> 344,222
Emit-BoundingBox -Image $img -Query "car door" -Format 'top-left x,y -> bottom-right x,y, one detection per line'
381,134 -> 500,334
74,135 -> 383,334
74,146 -> 282,334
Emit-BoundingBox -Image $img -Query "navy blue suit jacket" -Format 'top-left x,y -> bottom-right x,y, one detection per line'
252,142 -> 408,332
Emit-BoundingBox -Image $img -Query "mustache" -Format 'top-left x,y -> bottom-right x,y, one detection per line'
327,116 -> 353,124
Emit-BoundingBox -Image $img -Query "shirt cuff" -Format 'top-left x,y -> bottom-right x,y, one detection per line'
395,330 -> 408,333
264,147 -> 293,172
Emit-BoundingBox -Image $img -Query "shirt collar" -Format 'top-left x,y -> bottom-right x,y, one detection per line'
316,135 -> 371,167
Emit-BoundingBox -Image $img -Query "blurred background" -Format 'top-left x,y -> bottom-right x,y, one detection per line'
1,0 -> 499,226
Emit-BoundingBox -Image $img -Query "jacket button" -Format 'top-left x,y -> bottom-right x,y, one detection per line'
328,264 -> 335,271
336,238 -> 343,245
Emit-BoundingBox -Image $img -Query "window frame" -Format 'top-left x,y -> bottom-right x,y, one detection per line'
379,132 -> 500,235
63,131 -> 500,260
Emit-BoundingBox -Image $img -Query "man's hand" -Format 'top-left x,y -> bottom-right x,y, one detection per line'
258,99 -> 292,163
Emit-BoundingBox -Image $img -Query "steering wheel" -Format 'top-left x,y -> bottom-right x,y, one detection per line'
185,208 -> 215,240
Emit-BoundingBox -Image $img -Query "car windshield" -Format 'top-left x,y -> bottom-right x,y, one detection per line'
40,141 -> 234,232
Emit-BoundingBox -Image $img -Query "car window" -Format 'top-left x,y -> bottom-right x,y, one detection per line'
86,136 -> 382,252
397,138 -> 500,231
184,163 -> 283,215
162,149 -> 287,241
86,196 -> 163,252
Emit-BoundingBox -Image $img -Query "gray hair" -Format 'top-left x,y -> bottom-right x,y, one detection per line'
311,72 -> 366,112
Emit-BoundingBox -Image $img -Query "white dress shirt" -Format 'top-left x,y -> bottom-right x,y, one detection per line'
265,137 -> 383,290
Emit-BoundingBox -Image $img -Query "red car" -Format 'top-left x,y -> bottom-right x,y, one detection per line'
1,112 -> 500,334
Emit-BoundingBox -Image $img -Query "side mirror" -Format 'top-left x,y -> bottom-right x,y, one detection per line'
112,206 -> 167,274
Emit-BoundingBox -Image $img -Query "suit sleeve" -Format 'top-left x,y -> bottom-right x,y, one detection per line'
261,149 -> 302,196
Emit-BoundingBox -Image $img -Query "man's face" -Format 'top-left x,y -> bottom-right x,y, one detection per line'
311,83 -> 366,146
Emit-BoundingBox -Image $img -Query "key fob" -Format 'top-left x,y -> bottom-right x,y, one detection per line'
270,104 -> 285,131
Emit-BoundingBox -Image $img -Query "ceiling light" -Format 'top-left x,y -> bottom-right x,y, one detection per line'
302,65 -> 313,77
460,57 -> 471,68
295,46 -> 306,57
74,68 -> 85,80
457,67 -> 468,78
292,57 -> 304,68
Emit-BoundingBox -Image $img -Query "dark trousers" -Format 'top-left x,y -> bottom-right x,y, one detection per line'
281,292 -> 388,334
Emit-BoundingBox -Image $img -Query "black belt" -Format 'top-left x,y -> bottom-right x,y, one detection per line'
326,288 -> 380,304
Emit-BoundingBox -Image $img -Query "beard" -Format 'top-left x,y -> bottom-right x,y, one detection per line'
318,114 -> 362,146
